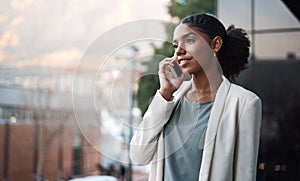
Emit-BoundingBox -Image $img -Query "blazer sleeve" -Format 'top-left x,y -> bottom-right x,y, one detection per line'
234,96 -> 262,181
130,90 -> 177,165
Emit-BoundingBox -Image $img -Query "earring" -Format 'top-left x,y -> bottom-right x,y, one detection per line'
213,52 -> 216,57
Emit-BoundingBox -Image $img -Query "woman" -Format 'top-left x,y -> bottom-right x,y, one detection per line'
130,13 -> 262,181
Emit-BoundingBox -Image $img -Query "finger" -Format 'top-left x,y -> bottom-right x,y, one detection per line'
172,54 -> 178,63
159,58 -> 172,73
159,57 -> 173,66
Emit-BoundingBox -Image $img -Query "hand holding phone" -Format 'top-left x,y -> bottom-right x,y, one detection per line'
169,60 -> 183,79
158,58 -> 184,100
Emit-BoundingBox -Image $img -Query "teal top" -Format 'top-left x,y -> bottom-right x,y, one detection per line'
163,96 -> 213,181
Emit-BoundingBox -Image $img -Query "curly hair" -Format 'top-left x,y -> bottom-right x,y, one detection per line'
180,14 -> 250,82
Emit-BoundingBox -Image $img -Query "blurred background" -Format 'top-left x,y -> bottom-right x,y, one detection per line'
0,0 -> 299,181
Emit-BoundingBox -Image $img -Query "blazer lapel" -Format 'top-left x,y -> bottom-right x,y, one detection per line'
199,76 -> 231,180
156,81 -> 192,181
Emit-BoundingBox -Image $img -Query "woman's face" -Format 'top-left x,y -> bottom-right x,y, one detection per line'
172,23 -> 215,76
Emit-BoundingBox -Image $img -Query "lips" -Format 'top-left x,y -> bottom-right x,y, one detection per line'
178,57 -> 192,66
179,59 -> 188,65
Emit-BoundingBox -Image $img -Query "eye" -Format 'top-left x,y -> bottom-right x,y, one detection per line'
186,38 -> 195,44
173,44 -> 178,49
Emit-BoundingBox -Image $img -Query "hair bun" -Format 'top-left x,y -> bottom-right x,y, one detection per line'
217,25 -> 250,82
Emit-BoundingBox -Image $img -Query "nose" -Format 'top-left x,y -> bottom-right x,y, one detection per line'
174,45 -> 186,56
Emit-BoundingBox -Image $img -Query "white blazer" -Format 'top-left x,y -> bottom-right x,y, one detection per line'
130,76 -> 262,181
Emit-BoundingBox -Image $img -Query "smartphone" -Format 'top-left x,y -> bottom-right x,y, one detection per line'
169,60 -> 183,79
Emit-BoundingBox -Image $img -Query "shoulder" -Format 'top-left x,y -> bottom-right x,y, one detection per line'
228,83 -> 261,105
220,76 -> 260,102
230,83 -> 258,99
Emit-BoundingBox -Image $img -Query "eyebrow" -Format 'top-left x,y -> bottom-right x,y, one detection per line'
173,32 -> 197,43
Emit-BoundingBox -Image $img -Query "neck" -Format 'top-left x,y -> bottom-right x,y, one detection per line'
188,71 -> 222,102
192,71 -> 222,93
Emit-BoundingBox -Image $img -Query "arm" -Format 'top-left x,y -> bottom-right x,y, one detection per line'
130,90 -> 177,165
234,96 -> 262,181
130,57 -> 186,165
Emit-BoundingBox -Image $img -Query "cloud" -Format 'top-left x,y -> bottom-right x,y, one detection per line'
0,16 -> 8,23
0,31 -> 20,49
10,48 -> 83,68
1,0 -> 169,72
120,0 -> 133,22
10,0 -> 35,10
10,16 -> 25,27
0,51 -> 5,62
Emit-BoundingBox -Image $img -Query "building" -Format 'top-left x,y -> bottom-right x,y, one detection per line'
0,75 -> 102,181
